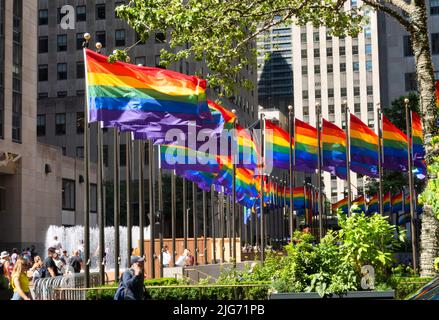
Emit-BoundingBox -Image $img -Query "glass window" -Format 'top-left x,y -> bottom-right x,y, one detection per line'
96,4 -> 106,20
76,112 -> 84,134
155,32 -> 166,43
341,88 -> 347,97
327,47 -> 333,57
38,64 -> 48,82
403,35 -> 414,56
366,60 -> 372,71
339,46 -> 346,56
38,9 -> 48,25
405,72 -> 417,91
368,119 -> 374,128
76,5 -> 86,21
57,91 -> 67,97
57,34 -> 67,51
301,33 -> 306,43
12,93 -> 21,142
315,89 -> 321,98
354,103 -> 361,113
365,44 -> 372,54
302,65 -> 308,75
352,45 -> 358,55
367,102 -> 374,112
313,32 -> 319,42
37,114 -> 45,136
120,144 -> 126,166
340,63 -> 346,72
62,179 -> 75,211
367,86 -> 373,95
90,184 -> 97,213
135,56 -> 146,66
314,65 -> 320,74
76,33 -> 84,50
55,113 -> 66,135
103,145 -> 109,167
96,31 -> 106,47
353,62 -> 360,71
301,49 -> 307,58
364,26 -> 371,38
328,105 -> 335,114
354,87 -> 360,96
431,0 -> 439,15
432,33 -> 439,54
115,29 -> 126,47
57,63 -> 67,80
328,88 -> 334,97
38,36 -> 48,53
76,146 -> 84,159
76,62 -> 84,79
314,48 -> 319,58
303,106 -> 309,116
302,90 -> 309,99
327,64 -> 333,73
115,1 -> 125,18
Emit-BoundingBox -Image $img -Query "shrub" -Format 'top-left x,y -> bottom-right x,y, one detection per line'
389,276 -> 434,300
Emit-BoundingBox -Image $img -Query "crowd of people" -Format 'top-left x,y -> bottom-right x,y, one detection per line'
0,236 -> 84,300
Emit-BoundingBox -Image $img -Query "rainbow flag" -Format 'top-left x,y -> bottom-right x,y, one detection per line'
322,119 -> 347,179
392,193 -> 403,214
367,194 -> 379,214
398,194 -> 411,225
352,195 -> 366,212
404,192 -> 411,214
265,120 -> 293,170
160,144 -> 220,172
411,112 -> 426,180
332,197 -> 348,214
85,49 -> 209,139
175,169 -> 217,192
295,119 -> 318,172
236,124 -> 259,170
436,80 -> 439,108
350,114 -> 379,178
382,115 -> 408,172
383,192 -> 391,213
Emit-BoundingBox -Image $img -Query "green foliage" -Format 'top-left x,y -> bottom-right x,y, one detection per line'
113,0 -> 364,96
419,135 -> 439,220
388,276 -> 434,300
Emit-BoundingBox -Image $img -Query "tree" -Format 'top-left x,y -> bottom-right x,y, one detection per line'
115,0 -> 439,275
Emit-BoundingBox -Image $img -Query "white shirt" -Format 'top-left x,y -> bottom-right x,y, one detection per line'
162,251 -> 171,266
50,240 -> 62,251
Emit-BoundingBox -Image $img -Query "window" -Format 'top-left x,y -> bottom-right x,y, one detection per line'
405,72 -> 417,91
103,145 -> 109,167
313,32 -> 319,42
314,48 -> 320,58
76,62 -> 84,79
301,49 -> 307,58
90,184 -> 97,213
354,87 -> 360,96
76,33 -> 84,50
76,112 -> 85,134
303,106 -> 309,116
55,113 -> 66,135
62,179 -> 75,211
367,86 -> 373,95
431,0 -> 439,15
76,146 -> 84,159
327,64 -> 333,73
38,36 -> 48,53
302,65 -> 308,75
12,93 -> 21,142
57,91 -> 67,97
115,1 -> 125,18
315,89 -> 321,99
366,60 -> 372,71
314,65 -> 320,74
155,55 -> 161,68
352,45 -> 358,55
341,88 -> 347,97
432,33 -> 439,54
327,47 -> 333,57
302,90 -> 309,99
76,5 -> 86,21
339,46 -> 346,56
115,29 -> 126,47
38,9 -> 48,25
57,63 -> 67,80
340,63 -> 346,72
155,32 -> 166,43
364,26 -> 371,38
367,102 -> 374,112
38,65 -> 48,82
135,56 -> 146,66
354,103 -> 361,113
329,105 -> 335,114
353,62 -> 360,71
57,35 -> 67,51
96,4 -> 106,20
37,115 -> 46,136
365,44 -> 372,54
120,144 -> 126,166
96,31 -> 106,47
301,33 -> 306,43
403,35 -> 414,56
368,119 -> 374,128
38,93 -> 48,99
328,88 -> 334,98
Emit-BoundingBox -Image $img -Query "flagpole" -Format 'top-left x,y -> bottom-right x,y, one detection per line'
183,178 -> 187,250
220,189 -> 225,263
226,195 -> 231,262
157,145 -> 164,278
231,109 -> 237,266
126,133 -> 133,269
210,185 -> 216,263
138,141 -> 145,262
405,98 -> 418,274
202,189 -> 208,265
259,110 -> 266,262
192,182 -> 198,265
82,34 -> 91,288
148,140 -> 155,278
316,103 -> 324,241
171,170 -> 176,265
113,128 -> 120,282
97,122 -> 105,285
343,101 -> 352,215
377,105 -> 384,216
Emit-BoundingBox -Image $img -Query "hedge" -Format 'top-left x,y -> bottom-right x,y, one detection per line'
389,276 -> 434,300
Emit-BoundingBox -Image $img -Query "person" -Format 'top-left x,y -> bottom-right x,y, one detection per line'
68,250 -> 83,274
10,257 -> 31,300
53,251 -> 65,274
175,249 -> 189,267
161,245 -> 171,267
0,251 -> 11,289
10,248 -> 18,265
44,248 -> 59,278
30,245 -> 37,261
60,250 -> 69,265
50,236 -> 62,251
114,256 -> 145,300
301,224 -> 311,234
29,256 -> 44,282
186,250 -> 195,266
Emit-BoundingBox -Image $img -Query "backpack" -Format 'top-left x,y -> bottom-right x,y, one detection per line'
114,270 -> 132,301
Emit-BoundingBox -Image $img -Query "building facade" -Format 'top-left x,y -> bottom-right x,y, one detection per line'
0,0 -> 97,254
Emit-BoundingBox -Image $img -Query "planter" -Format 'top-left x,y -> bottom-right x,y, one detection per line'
269,290 -> 395,300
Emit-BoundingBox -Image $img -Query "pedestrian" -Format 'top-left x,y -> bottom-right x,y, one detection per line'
29,256 -> 44,282
186,250 -> 195,266
43,248 -> 60,278
10,248 -> 18,265
60,250 -> 69,265
175,249 -> 189,267
10,257 -> 31,300
50,236 -> 62,251
68,250 -> 83,274
114,256 -> 145,300
0,251 -> 11,289
161,245 -> 171,267
53,251 -> 65,274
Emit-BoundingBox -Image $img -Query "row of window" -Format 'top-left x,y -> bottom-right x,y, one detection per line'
302,86 -> 374,99
301,44 -> 372,58
302,102 -> 374,116
300,61 -> 373,75
404,33 -> 439,56
38,2 -> 125,26
37,112 -> 84,136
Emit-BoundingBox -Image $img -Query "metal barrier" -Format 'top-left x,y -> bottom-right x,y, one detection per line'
33,273 -> 101,300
